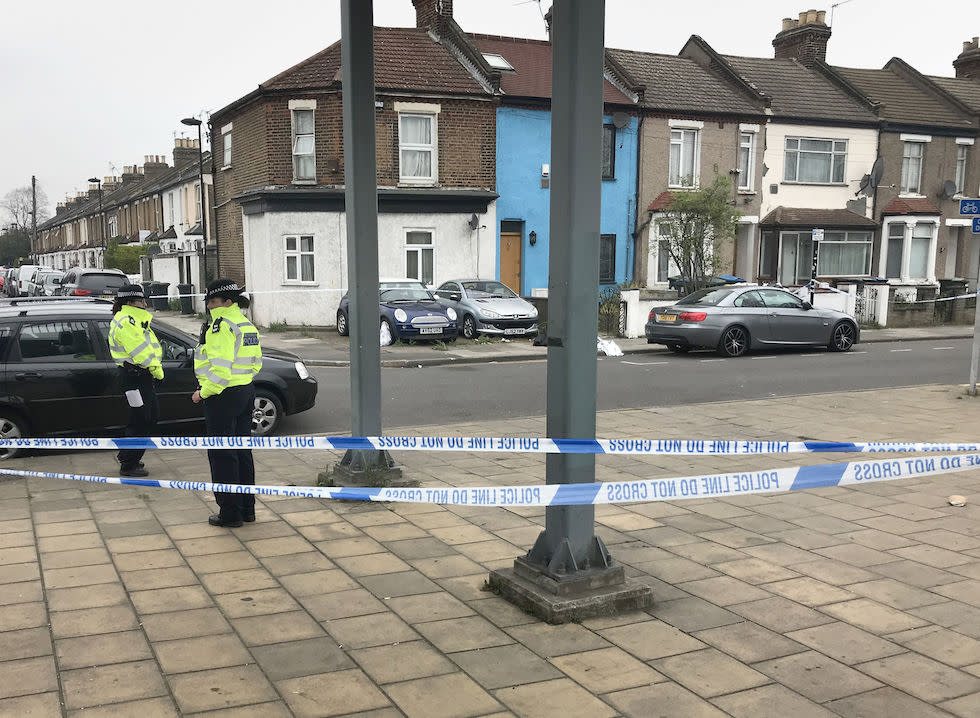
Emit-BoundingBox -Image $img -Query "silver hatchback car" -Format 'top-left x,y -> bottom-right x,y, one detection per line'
433,279 -> 538,339
645,285 -> 859,357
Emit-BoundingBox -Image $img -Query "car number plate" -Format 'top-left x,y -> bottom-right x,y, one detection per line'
504,328 -> 525,335
656,314 -> 677,323
419,326 -> 442,334
100,295 -> 114,300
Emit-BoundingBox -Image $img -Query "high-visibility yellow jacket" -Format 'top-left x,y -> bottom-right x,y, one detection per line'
108,305 -> 164,380
195,304 -> 262,399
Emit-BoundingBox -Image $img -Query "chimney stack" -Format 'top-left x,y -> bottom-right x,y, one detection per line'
413,0 -> 452,32
122,165 -> 141,183
773,8 -> 831,67
142,154 -> 169,179
173,137 -> 201,167
56,202 -> 67,216
954,36 -> 980,81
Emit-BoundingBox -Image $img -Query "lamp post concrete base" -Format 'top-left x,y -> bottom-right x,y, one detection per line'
319,449 -> 416,488
488,547 -> 654,624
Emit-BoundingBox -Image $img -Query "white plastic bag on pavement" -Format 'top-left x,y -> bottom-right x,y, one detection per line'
380,322 -> 392,346
597,337 -> 623,356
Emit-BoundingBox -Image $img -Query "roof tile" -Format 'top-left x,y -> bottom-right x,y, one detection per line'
834,66 -> 975,128
881,197 -> 942,215
760,207 -> 877,227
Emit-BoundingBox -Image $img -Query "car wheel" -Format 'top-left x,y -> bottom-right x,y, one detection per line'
251,388 -> 283,436
829,321 -> 856,352
336,310 -> 349,337
0,411 -> 27,460
381,317 -> 397,344
718,325 -> 750,357
462,315 -> 478,340
667,343 -> 690,354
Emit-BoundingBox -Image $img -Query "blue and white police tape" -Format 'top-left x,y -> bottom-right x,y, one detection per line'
2,435 -> 980,456
2,452 -> 979,506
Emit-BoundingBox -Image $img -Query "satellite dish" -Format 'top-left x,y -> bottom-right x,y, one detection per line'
612,112 -> 630,129
869,157 -> 884,192
940,180 -> 958,200
467,213 -> 480,231
856,173 -> 871,197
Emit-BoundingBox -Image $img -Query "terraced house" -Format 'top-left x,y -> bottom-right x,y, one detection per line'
209,0 -> 501,328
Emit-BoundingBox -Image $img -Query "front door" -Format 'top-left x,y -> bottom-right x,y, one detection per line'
500,232 -> 522,295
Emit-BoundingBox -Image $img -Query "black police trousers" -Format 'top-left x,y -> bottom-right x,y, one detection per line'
117,367 -> 159,471
203,383 -> 256,521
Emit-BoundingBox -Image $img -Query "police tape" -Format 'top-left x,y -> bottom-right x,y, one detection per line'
2,452 -> 979,506
2,435 -> 980,455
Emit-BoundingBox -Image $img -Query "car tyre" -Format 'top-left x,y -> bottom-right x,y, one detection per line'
718,325 -> 750,357
0,410 -> 28,460
667,343 -> 690,354
381,317 -> 397,344
251,388 -> 283,436
462,315 -> 479,340
336,310 -> 349,336
829,321 -> 856,352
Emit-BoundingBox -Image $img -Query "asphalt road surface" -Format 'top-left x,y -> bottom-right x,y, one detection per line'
281,338 -> 974,435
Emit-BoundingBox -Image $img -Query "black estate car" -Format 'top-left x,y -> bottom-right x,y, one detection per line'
0,298 -> 318,459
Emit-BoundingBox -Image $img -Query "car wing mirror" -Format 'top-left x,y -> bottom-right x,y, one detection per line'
449,292 -> 461,302
800,301 -> 812,310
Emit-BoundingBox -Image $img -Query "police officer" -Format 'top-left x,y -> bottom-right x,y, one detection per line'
192,279 -> 263,527
108,284 -> 163,477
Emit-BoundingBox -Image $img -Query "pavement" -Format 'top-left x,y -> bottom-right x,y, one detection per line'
152,309 -> 978,368
5,385 -> 980,716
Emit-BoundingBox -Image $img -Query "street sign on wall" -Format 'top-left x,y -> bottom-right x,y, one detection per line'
960,198 -> 980,216
973,217 -> 980,234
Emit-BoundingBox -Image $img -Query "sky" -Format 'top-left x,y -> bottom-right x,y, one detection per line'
1,0 -> 976,219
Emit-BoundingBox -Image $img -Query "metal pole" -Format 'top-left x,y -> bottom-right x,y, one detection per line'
31,175 -> 37,263
969,231 -> 980,395
527,0 -> 608,572
332,0 -> 397,480
195,123 -> 208,248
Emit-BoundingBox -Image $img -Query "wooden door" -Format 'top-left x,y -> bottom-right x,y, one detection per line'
500,232 -> 522,294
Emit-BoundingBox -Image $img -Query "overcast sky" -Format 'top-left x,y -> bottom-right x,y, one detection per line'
2,0 -> 975,218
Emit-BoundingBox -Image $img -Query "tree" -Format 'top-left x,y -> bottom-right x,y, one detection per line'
1,184 -> 50,230
0,226 -> 31,266
657,175 -> 741,294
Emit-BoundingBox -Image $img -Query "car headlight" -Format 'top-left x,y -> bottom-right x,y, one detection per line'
480,308 -> 501,319
294,361 -> 311,380
394,308 -> 408,322
528,307 -> 538,318
446,308 -> 457,320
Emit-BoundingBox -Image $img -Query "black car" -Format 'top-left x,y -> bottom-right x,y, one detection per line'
0,298 -> 318,459
56,268 -> 128,297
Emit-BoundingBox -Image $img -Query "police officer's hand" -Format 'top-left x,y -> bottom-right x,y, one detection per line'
191,390 -> 202,404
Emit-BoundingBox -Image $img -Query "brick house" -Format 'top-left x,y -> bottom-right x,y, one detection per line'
208,0 -> 500,328
680,13 -> 883,288
820,58 -> 978,294
606,47 -> 768,287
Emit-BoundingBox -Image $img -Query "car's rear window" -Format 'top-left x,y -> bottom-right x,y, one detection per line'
676,287 -> 738,306
78,273 -> 126,292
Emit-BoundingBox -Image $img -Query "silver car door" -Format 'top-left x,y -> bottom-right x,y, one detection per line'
731,290 -> 772,342
759,289 -> 827,343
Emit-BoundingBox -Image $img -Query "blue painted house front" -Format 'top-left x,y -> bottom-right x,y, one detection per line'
471,34 -> 640,296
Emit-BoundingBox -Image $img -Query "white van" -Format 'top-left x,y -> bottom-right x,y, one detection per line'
17,265 -> 50,295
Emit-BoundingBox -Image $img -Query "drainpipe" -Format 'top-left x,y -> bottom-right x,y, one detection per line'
631,113 -> 644,282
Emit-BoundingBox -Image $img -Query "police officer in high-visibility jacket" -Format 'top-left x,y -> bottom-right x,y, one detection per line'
192,279 -> 263,527
108,284 -> 163,477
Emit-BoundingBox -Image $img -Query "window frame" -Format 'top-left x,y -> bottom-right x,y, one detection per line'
599,234 -> 616,284
737,131 -> 755,191
901,141 -> 925,195
221,131 -> 232,169
398,112 -> 438,186
879,217 -> 939,284
291,108 -> 316,183
783,136 -> 848,185
282,234 -> 316,285
404,229 -> 435,285
14,320 -> 99,364
669,128 -> 700,188
601,124 -> 616,180
955,144 -> 969,195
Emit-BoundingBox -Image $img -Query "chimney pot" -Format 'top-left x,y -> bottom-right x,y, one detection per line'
798,11 -> 807,23
816,10 -> 826,23
782,17 -> 794,30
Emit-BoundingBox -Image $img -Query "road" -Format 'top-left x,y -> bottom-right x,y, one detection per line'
280,338 -> 973,435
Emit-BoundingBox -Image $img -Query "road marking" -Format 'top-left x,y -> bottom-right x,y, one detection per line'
933,346 -> 955,350
622,361 -> 669,366
700,359 -> 725,363
890,349 -> 912,352
753,355 -> 781,359
799,353 -> 822,357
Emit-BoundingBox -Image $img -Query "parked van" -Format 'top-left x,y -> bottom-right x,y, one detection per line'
16,265 -> 49,296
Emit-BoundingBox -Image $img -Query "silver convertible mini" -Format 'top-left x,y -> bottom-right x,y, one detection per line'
433,280 -> 538,339
645,285 -> 859,357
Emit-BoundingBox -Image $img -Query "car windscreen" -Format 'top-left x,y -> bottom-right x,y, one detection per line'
78,273 -> 126,292
675,287 -> 739,306
379,283 -> 432,301
462,281 -> 517,298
